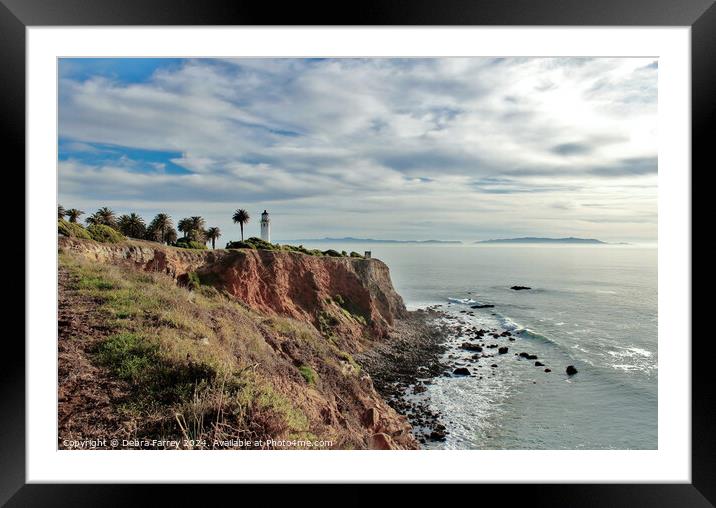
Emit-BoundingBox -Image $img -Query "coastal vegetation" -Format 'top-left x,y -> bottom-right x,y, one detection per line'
86,224 -> 125,244
59,205 -> 363,258
205,227 -> 221,249
59,253 -> 321,447
58,218 -> 92,240
232,209 -> 250,241
65,208 -> 85,223
57,242 -> 415,449
58,205 -> 221,251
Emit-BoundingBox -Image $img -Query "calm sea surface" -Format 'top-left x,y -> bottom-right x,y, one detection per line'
302,242 -> 658,449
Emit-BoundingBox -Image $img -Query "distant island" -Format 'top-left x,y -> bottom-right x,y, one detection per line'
475,237 -> 607,245
286,237 -> 463,244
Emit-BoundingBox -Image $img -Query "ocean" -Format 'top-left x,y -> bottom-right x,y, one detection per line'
300,242 -> 658,450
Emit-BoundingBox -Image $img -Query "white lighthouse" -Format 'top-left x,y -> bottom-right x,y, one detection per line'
260,210 -> 271,242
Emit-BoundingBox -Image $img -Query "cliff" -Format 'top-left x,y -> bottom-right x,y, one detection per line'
57,237 -> 415,449
58,237 -> 407,343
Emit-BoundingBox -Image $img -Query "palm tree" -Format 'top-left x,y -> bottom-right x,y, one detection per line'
188,216 -> 206,242
205,227 -> 221,249
177,216 -> 206,242
86,207 -> 117,229
164,227 -> 178,244
118,213 -> 146,238
58,205 -> 66,219
147,213 -> 173,244
65,208 -> 84,223
232,209 -> 250,241
177,217 -> 191,238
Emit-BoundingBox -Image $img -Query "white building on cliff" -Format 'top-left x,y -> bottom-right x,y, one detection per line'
260,210 -> 271,242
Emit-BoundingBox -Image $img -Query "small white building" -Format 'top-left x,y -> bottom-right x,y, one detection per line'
260,210 -> 271,242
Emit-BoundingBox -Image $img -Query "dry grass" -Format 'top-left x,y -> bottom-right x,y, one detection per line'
59,253 -> 326,449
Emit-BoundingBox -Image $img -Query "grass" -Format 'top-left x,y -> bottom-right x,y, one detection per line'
97,332 -> 160,383
298,365 -> 318,385
60,252 -> 322,447
186,271 -> 202,290
326,295 -> 369,326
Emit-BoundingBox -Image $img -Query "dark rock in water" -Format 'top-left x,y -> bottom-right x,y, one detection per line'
534,361 -> 544,367
429,430 -> 447,442
500,331 -> 511,337
527,354 -> 538,360
519,352 -> 530,358
491,364 -> 498,368
498,346 -> 509,354
461,342 -> 483,352
509,337 -> 516,341
471,304 -> 495,309
453,367 -> 471,376
566,365 -> 578,375
544,368 -> 551,372
511,285 -> 532,291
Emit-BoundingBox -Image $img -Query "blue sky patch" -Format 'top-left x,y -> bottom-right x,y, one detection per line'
59,139 -> 190,174
59,58 -> 187,84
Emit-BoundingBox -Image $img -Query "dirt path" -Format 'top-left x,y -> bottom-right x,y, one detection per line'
57,267 -> 131,447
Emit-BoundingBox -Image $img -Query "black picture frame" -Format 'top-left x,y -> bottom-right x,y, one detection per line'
5,0 -> 709,502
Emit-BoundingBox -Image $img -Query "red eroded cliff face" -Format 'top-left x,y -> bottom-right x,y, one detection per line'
58,237 -> 407,342
58,237 -> 418,449
200,248 -> 406,340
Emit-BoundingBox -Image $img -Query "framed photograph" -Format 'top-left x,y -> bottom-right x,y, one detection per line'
8,0 -> 710,501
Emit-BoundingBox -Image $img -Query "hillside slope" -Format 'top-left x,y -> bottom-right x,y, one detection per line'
58,238 -> 416,450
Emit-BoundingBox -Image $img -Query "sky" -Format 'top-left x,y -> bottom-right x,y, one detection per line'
58,57 -> 657,243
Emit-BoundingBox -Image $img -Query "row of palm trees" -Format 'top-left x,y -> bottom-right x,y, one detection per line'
59,205 -> 254,249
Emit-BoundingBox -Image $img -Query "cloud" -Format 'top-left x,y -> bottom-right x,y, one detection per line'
58,57 -> 658,242
552,142 -> 592,156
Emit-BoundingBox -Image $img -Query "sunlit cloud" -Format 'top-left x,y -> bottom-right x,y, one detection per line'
58,57 -> 657,243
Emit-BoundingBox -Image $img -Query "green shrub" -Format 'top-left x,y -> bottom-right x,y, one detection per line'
58,219 -> 92,240
186,271 -> 201,290
317,310 -> 340,334
298,365 -> 317,385
349,251 -> 363,258
226,237 -> 281,251
226,240 -> 255,249
280,244 -> 312,255
245,237 -> 277,250
174,238 -> 207,250
322,249 -> 343,257
87,224 -> 125,244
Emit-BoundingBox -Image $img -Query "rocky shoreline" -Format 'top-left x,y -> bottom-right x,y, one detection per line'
357,309 -> 451,444
357,302 -> 576,448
